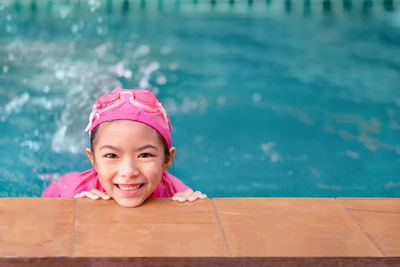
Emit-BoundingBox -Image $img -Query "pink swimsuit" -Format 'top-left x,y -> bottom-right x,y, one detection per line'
42,169 -> 190,198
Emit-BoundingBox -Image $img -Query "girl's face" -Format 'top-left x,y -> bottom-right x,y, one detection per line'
86,120 -> 174,208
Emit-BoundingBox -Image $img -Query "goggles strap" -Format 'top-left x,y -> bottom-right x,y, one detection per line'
85,104 -> 97,132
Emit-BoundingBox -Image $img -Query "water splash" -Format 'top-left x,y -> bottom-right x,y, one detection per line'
163,96 -> 208,115
40,42 -> 162,154
346,150 -> 360,159
261,142 -> 281,162
138,61 -> 160,89
51,77 -> 122,154
3,92 -> 29,114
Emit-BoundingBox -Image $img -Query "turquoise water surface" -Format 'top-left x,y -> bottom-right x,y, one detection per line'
0,0 -> 399,197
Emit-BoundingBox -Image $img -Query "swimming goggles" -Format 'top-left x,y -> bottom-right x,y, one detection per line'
85,90 -> 169,133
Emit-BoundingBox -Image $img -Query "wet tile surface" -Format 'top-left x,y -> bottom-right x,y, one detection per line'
73,198 -> 228,257
338,198 -> 400,256
0,198 -> 74,257
213,198 -> 382,257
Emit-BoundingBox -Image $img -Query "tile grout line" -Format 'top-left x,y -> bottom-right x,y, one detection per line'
211,198 -> 232,257
71,198 -> 77,257
335,198 -> 385,256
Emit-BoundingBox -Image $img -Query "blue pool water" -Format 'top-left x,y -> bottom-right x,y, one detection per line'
0,0 -> 399,197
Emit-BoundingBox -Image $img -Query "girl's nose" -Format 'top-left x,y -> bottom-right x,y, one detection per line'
119,158 -> 140,177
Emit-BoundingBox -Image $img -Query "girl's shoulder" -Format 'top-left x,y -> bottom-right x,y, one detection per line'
152,172 -> 190,198
42,169 -> 103,198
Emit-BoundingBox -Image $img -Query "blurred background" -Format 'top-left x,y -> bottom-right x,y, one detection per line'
0,0 -> 399,197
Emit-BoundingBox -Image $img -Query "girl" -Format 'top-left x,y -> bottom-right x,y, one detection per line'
42,88 -> 207,207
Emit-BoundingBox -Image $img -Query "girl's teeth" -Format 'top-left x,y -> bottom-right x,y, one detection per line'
119,184 -> 141,190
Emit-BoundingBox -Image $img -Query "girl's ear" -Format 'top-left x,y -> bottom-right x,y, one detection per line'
86,148 -> 96,170
163,146 -> 176,172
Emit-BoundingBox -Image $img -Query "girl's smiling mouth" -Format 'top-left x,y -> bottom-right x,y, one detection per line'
115,183 -> 145,195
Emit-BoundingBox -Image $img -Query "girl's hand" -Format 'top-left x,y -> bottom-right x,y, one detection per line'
172,189 -> 207,202
74,189 -> 112,200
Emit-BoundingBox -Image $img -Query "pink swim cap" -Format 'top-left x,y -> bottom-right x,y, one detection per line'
85,88 -> 172,148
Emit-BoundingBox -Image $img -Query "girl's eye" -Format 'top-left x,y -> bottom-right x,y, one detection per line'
139,153 -> 152,158
105,153 -> 118,159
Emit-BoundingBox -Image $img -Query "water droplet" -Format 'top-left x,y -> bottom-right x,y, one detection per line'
160,46 -> 171,55
55,69 -> 65,80
217,95 -> 226,107
346,150 -> 360,159
252,92 -> 262,103
71,24 -> 79,33
123,70 -> 132,79
168,63 -> 178,71
96,26 -> 104,35
8,52 -> 14,61
156,75 -> 167,85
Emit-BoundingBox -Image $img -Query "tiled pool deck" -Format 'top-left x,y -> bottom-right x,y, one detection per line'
0,197 -> 399,266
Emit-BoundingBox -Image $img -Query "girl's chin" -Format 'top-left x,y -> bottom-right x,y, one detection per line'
113,195 -> 148,208
110,183 -> 148,207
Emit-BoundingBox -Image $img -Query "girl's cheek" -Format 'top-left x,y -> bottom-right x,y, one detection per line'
96,159 -> 118,174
